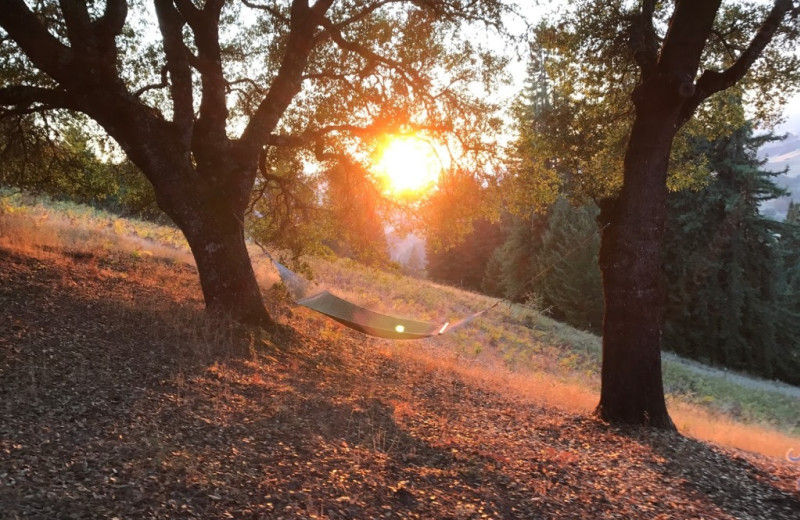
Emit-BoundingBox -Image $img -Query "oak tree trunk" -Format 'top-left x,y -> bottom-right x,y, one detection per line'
169,197 -> 274,329
592,0 -> 759,429
116,119 -> 275,329
596,95 -> 678,428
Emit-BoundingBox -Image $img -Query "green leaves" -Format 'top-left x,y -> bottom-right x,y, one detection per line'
514,0 -> 799,207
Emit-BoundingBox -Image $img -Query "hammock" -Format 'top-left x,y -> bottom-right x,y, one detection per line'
299,291 -> 448,339
268,255 -> 498,340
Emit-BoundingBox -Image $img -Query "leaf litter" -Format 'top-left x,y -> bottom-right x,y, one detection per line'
1,244 -> 799,519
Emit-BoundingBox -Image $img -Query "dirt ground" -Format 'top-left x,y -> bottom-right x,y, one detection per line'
2,244 -> 799,519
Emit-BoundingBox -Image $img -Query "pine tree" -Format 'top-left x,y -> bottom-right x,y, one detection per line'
662,123 -> 800,383
532,199 -> 603,332
405,244 -> 426,277
426,218 -> 505,291
489,214 -> 545,302
786,200 -> 800,224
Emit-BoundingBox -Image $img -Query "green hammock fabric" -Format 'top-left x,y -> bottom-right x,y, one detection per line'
298,291 -> 448,340
267,255 -> 498,340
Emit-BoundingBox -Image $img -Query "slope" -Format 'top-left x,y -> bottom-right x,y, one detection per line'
1,199 -> 800,518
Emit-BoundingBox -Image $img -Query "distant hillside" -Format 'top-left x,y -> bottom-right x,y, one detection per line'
759,132 -> 800,220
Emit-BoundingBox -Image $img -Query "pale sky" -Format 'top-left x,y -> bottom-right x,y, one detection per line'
779,93 -> 800,134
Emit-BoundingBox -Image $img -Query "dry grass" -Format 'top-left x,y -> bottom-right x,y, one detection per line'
3,195 -> 800,518
0,191 -> 192,265
4,193 -> 799,462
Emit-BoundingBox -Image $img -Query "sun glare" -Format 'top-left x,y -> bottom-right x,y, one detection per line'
376,136 -> 442,195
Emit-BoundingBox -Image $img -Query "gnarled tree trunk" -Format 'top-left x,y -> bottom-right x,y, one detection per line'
595,0 -> 793,428
167,191 -> 274,329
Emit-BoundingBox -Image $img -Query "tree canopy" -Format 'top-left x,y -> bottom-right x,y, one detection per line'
511,0 -> 800,210
0,0 -> 514,325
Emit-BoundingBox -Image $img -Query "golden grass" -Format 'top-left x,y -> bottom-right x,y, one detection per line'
1,192 -> 192,265
4,193 -> 799,460
670,402 -> 800,459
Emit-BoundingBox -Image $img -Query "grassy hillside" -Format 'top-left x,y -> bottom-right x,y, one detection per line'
2,193 -> 800,518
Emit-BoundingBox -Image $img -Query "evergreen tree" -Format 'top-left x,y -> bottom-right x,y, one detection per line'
532,199 -> 603,333
405,244 -> 426,277
662,123 -> 800,384
485,199 -> 603,332
427,218 -> 505,291
786,200 -> 800,225
491,214 -> 544,302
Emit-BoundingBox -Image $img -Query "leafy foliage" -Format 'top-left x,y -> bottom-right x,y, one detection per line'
517,1 -> 799,207
0,114 -> 161,220
0,0 -> 513,259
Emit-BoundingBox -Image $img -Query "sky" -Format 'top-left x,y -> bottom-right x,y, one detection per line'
779,94 -> 800,135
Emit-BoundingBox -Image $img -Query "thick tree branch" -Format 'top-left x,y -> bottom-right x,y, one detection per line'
311,0 -> 337,16
0,1 -> 74,84
181,0 -> 230,153
59,0 -> 93,48
628,0 -> 659,79
685,0 -> 794,121
173,0 -> 202,26
238,0 -> 326,157
154,0 -> 194,150
90,0 -> 128,64
695,0 -> 793,98
240,0 -> 290,23
94,0 -> 128,37
0,85 -> 77,114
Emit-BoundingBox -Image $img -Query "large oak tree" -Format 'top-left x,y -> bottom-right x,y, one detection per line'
0,0 -> 508,327
521,0 -> 799,427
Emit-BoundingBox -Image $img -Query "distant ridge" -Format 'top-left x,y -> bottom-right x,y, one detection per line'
758,131 -> 800,220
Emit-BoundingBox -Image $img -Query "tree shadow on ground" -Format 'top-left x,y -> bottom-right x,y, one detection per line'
623,425 -> 800,518
0,247 -> 543,518
4,246 -> 800,519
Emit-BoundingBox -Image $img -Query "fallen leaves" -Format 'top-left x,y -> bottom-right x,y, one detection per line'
2,244 -> 800,519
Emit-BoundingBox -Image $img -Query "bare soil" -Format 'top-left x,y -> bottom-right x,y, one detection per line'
2,244 -> 799,519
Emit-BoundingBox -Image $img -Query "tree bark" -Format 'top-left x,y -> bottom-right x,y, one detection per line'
595,0 -> 795,428
596,85 -> 679,429
170,196 -> 275,329
595,0 -> 728,429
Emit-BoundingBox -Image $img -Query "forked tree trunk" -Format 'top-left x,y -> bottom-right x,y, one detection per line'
134,143 -> 274,329
596,86 -> 680,429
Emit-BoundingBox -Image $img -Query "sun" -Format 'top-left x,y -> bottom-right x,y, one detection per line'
375,136 -> 442,194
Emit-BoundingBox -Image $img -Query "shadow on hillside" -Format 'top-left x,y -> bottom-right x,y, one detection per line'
0,246 -> 545,518
5,246 -> 800,518
630,427 -> 800,518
